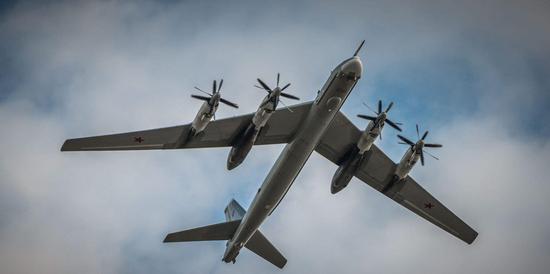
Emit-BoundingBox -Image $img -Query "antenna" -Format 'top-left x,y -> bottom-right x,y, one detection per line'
353,40 -> 365,57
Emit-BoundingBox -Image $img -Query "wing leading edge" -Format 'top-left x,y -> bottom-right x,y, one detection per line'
316,111 -> 478,244
61,102 -> 313,151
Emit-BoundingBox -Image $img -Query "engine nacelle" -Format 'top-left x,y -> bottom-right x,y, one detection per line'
227,123 -> 260,170
356,122 -> 381,153
330,147 -> 363,194
191,102 -> 217,134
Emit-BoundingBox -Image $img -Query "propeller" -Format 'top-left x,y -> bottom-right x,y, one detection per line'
357,100 -> 403,138
397,124 -> 443,166
254,73 -> 300,112
191,79 -> 239,109
353,40 -> 365,57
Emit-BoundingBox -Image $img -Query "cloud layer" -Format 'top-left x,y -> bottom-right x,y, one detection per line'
1,1 -> 549,273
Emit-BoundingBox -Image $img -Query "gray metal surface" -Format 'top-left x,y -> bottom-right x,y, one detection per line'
163,220 -> 241,242
245,230 -> 287,269
221,56 -> 363,264
316,111 -> 478,244
61,102 -> 312,151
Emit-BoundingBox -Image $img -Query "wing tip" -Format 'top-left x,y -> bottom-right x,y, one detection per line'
465,230 -> 479,245
163,234 -> 173,243
277,258 -> 288,269
60,140 -> 72,151
61,139 -> 82,151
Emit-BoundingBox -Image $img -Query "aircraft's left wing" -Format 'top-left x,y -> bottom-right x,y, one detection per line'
315,111 -> 478,244
61,102 -> 312,151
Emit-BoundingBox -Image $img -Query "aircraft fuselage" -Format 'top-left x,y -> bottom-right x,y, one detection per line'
223,56 -> 363,263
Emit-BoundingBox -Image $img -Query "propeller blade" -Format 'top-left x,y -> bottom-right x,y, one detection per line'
191,94 -> 211,102
281,83 -> 291,91
279,99 -> 293,113
420,150 -> 425,166
378,100 -> 382,114
357,114 -> 377,121
218,79 -> 223,92
385,118 -> 402,131
194,86 -> 212,96
397,134 -> 415,146
257,78 -> 271,92
425,143 -> 443,148
416,124 -> 420,139
379,132 -> 382,140
353,40 -> 365,57
398,142 -> 409,145
277,73 -> 280,87
362,102 -> 378,115
385,101 -> 394,112
424,149 -> 440,160
220,98 -> 239,108
213,80 -> 217,94
421,130 -> 429,140
280,92 -> 299,100
254,85 -> 270,92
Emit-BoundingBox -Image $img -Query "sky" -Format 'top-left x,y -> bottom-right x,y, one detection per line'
1,0 -> 550,273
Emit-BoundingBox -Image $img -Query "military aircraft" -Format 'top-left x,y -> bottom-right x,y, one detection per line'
61,40 -> 478,269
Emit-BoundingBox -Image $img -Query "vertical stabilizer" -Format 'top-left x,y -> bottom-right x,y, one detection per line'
224,199 -> 246,221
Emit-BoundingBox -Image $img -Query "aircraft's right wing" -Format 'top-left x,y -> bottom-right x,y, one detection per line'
315,111 -> 478,244
61,102 -> 312,151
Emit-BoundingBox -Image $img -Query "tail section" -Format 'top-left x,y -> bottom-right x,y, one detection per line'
164,199 -> 287,268
224,199 -> 246,221
163,220 -> 240,242
245,230 -> 287,268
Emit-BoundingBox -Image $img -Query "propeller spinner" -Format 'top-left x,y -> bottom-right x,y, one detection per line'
191,79 -> 239,109
254,73 -> 299,111
357,100 -> 402,139
397,124 -> 442,166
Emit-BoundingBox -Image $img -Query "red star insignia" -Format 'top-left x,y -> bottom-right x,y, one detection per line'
424,202 -> 434,209
134,137 -> 144,143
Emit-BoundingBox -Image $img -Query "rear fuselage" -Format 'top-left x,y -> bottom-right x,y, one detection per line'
223,56 -> 363,263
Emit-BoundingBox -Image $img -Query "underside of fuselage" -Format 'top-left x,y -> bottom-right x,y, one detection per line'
224,56 -> 363,264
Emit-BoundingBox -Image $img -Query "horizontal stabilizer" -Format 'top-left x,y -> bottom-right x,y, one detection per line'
164,220 -> 241,242
245,230 -> 287,269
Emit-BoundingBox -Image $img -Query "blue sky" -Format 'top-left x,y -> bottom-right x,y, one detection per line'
1,1 -> 550,273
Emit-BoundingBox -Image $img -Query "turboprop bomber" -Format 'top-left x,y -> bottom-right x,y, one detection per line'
61,41 -> 478,269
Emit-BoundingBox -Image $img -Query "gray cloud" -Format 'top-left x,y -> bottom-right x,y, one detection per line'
1,1 -> 549,273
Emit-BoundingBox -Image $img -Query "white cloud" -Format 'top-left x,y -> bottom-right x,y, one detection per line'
1,1 -> 549,273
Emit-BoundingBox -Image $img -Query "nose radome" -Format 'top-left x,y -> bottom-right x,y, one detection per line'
341,57 -> 363,77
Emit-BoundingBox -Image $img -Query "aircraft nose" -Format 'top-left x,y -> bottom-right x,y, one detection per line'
341,57 -> 363,77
